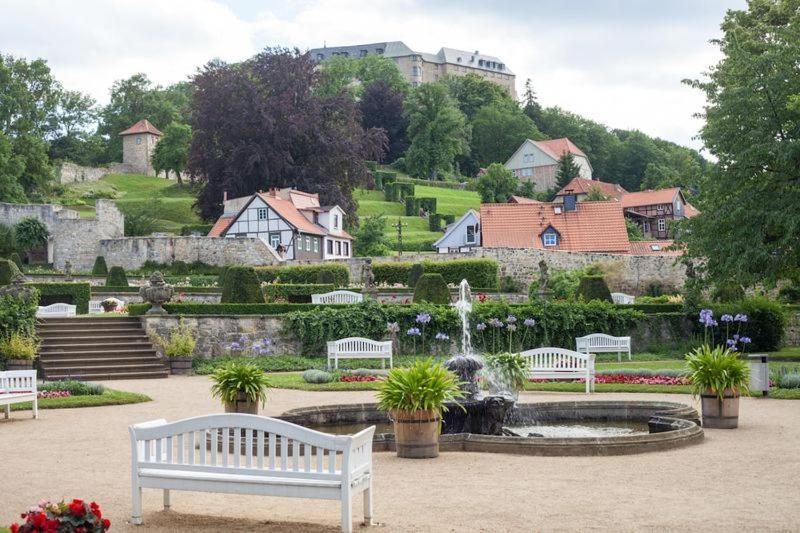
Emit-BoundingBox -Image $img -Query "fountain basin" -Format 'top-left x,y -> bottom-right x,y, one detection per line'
279,400 -> 704,456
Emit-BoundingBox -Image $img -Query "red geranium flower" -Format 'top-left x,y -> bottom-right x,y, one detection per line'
10,524 -> 20,533
33,513 -> 47,528
68,499 -> 86,517
102,518 -> 111,529
90,501 -> 102,519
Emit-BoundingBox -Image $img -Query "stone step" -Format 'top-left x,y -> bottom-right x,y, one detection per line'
37,334 -> 151,344
38,327 -> 144,337
40,341 -> 154,353
40,361 -> 166,371
38,351 -> 159,362
38,318 -> 141,326
39,348 -> 158,359
43,369 -> 169,381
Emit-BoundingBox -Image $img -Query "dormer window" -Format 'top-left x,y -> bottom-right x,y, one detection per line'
542,228 -> 559,247
333,214 -> 339,230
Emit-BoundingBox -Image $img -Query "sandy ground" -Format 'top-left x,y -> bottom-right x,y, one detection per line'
1,376 -> 799,532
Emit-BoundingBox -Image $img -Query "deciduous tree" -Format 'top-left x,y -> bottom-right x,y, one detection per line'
471,101 -> 542,168
359,81 -> 408,163
476,163 -> 518,203
152,122 -> 192,183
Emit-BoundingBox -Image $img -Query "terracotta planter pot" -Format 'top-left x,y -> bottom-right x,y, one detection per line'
168,357 -> 193,375
224,392 -> 259,415
700,389 -> 740,429
6,359 -> 34,371
391,409 -> 441,459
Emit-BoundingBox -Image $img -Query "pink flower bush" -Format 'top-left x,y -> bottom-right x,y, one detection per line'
37,391 -> 72,399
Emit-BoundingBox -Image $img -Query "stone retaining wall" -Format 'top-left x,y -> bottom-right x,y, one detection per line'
58,162 -> 133,184
786,308 -> 800,346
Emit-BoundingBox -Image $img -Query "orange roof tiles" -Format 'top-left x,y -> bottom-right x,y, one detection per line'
508,195 -> 541,204
257,193 -> 328,236
629,240 -> 684,256
480,201 -> 630,253
556,177 -> 627,199
534,138 -> 587,160
620,188 -> 681,208
207,215 -> 233,237
684,202 -> 700,218
119,119 -> 163,136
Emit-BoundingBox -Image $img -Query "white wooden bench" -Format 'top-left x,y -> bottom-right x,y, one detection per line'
519,348 -> 596,394
37,303 -> 76,317
312,291 -> 364,305
576,333 -> 632,362
611,292 -> 635,305
0,370 -> 38,419
327,337 -> 393,369
129,414 -> 375,533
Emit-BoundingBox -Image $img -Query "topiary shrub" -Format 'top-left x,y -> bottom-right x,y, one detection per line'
317,269 -> 335,285
413,273 -> 451,304
302,369 -> 333,384
499,275 -> 522,293
263,283 -> 335,303
0,259 -> 21,285
9,252 -> 22,269
106,266 -> 129,287
711,282 -> 746,303
221,266 -> 264,303
576,275 -> 612,302
778,285 -> 800,304
408,263 -> 424,288
92,256 -> 108,276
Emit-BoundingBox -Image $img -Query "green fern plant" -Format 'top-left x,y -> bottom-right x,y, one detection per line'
376,358 -> 464,415
210,361 -> 270,406
684,345 -> 750,399
483,352 -> 527,391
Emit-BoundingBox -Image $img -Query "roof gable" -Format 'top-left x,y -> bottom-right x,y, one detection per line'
556,177 -> 627,199
533,138 -> 587,160
433,209 -> 479,247
119,119 -> 162,136
620,188 -> 682,209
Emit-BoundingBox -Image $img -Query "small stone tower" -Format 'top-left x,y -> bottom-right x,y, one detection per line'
119,119 -> 162,176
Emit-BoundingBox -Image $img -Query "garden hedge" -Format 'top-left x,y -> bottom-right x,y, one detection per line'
127,302 -> 349,316
255,264 -> 349,287
577,275 -> 612,302
94,286 -> 221,295
621,303 -> 684,314
136,260 -> 222,276
396,177 -> 474,191
0,292 -> 39,338
106,266 -> 129,287
408,263 -> 424,288
372,259 -> 498,288
0,259 -> 20,285
413,274 -> 450,304
694,297 -> 786,352
263,283 -> 336,303
221,266 -> 263,303
91,256 -> 108,276
28,282 -> 90,314
9,252 -> 22,269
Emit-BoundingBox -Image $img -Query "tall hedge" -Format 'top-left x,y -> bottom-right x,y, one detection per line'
263,283 -> 335,303
0,292 -> 39,338
221,266 -> 263,303
106,266 -> 128,287
413,273 -> 451,304
372,259 -> 498,288
255,264 -> 349,287
577,275 -> 612,302
28,282 -> 91,314
8,252 -> 22,269
0,259 -> 21,285
408,263 -> 424,288
92,256 -> 108,276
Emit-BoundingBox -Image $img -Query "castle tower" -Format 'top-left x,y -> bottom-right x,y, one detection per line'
119,119 -> 162,176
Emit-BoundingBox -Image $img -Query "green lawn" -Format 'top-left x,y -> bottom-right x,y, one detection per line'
413,185 -> 480,216
10,389 -> 151,410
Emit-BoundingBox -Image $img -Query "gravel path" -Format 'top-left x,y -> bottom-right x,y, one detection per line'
1,376 -> 798,532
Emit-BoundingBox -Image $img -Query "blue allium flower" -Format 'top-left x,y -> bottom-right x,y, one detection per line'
386,322 -> 400,334
415,312 -> 432,325
733,334 -> 740,341
721,314 -> 734,322
435,332 -> 450,341
740,336 -> 752,344
407,327 -> 421,336
523,318 -> 536,327
734,314 -> 748,322
507,324 -> 517,332
506,315 -> 517,324
488,317 -> 504,328
726,338 -> 737,348
476,323 -> 487,332
229,342 -> 242,351
699,309 -> 713,322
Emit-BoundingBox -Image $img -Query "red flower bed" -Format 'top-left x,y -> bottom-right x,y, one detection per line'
529,374 -> 689,386
37,391 -> 72,399
11,499 -> 110,532
338,375 -> 381,383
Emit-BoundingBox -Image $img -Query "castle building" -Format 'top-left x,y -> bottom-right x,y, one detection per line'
119,119 -> 162,176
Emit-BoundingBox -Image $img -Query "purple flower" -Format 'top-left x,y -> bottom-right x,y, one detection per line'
726,338 -> 738,348
435,332 -> 450,341
733,334 -> 740,341
476,323 -> 487,332
386,322 -> 400,334
721,314 -> 734,322
415,312 -> 432,325
488,317 -> 504,328
524,318 -> 536,327
506,315 -> 517,324
238,335 -> 249,344
699,309 -> 713,323
707,319 -> 718,327
734,314 -> 748,322
229,342 -> 242,351
740,336 -> 752,344
507,324 -> 517,332
407,327 -> 421,337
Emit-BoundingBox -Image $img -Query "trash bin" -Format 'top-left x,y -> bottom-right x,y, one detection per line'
748,354 -> 769,397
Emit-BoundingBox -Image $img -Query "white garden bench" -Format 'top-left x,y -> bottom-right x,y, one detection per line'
327,337 -> 393,369
611,292 -> 635,305
36,303 -> 76,317
129,413 -> 375,533
576,333 -> 632,362
519,348 -> 596,394
312,291 -> 364,305
0,370 -> 38,419
89,299 -> 126,314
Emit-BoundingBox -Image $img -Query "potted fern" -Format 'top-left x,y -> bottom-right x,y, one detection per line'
0,332 -> 38,371
210,361 -> 270,414
150,319 -> 197,374
376,358 -> 464,459
684,345 -> 750,429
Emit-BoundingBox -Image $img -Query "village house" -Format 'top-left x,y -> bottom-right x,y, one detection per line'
553,177 -> 627,202
504,137 -> 593,192
620,188 -> 698,240
208,188 -> 353,260
432,209 -> 480,253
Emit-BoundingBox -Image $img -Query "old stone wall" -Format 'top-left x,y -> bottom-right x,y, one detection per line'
122,133 -> 158,175
786,309 -> 800,346
58,162 -> 133,184
99,236 -> 281,270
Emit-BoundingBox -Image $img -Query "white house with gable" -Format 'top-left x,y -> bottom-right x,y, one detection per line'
504,137 -> 593,192
432,209 -> 480,253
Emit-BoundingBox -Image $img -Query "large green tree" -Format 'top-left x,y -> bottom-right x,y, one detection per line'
521,78 -> 543,128
404,83 -> 470,179
555,152 -> 582,188
476,163 -> 518,203
316,55 -> 408,97
470,101 -> 542,168
442,73 -> 510,120
152,122 -> 192,183
684,0 -> 800,286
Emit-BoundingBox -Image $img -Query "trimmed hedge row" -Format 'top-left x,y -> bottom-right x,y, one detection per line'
372,259 -> 498,288
621,303 -> 684,314
263,283 -> 335,303
28,282 -> 91,314
127,302 -> 350,316
384,182 -> 414,202
0,292 -> 39,338
396,177 -> 474,191
404,196 -> 437,216
94,286 -> 222,294
254,264 -> 349,287
694,297 -> 786,352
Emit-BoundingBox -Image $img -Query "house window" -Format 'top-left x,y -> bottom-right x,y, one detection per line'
305,236 -> 311,251
642,221 -> 650,233
336,241 -> 342,255
658,219 -> 666,232
269,233 -> 280,249
412,66 -> 421,76
313,238 -> 319,253
333,214 -> 339,230
466,225 -> 476,244
297,237 -> 304,251
343,242 -> 349,256
376,48 -> 383,54
522,168 -> 533,177
327,239 -> 333,254
136,136 -> 142,145
316,53 -> 324,60
359,49 -> 368,57
257,208 -> 268,220
542,231 -> 558,247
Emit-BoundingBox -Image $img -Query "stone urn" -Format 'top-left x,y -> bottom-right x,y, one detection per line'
139,271 -> 174,314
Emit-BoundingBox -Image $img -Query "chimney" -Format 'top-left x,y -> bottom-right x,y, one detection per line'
563,190 -> 577,212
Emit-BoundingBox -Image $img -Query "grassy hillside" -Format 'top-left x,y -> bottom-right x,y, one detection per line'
53,174 -> 202,233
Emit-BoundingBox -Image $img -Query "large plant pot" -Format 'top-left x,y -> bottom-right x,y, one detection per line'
168,357 -> 193,375
700,389 -> 740,429
391,409 -> 440,458
6,359 -> 34,371
224,392 -> 259,415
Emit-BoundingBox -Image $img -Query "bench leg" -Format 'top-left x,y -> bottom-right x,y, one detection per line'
628,349 -> 632,361
131,483 -> 143,525
163,489 -> 170,511
341,487 -> 353,533
381,358 -> 385,370
32,396 -> 38,419
618,351 -> 621,363
363,482 -> 373,526
4,404 -> 9,419
585,377 -> 591,394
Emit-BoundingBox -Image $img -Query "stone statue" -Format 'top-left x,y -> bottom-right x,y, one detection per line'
139,271 -> 174,315
362,258 -> 376,297
63,261 -> 73,281
537,260 -> 549,295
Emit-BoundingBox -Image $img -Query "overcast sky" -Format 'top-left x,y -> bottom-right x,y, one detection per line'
0,0 -> 746,152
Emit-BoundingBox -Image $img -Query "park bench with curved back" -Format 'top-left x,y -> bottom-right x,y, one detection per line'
519,347 -> 596,394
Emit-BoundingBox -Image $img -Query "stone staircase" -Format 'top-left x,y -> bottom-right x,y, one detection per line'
36,317 -> 169,380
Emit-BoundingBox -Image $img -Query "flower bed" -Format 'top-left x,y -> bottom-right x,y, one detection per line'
339,375 -> 381,383
529,374 -> 689,386
10,499 -> 110,532
37,390 -> 71,399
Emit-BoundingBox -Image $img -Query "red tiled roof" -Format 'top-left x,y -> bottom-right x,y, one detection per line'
556,177 -> 627,199
684,202 -> 700,218
119,119 -> 163,136
208,215 -> 233,237
629,240 -> 684,256
620,188 -> 681,208
508,195 -> 541,204
480,201 -> 630,253
533,138 -> 587,160
258,193 -> 328,236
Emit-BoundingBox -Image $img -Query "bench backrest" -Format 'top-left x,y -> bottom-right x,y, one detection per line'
576,333 -> 630,350
519,348 -> 593,370
37,303 -> 76,317
328,337 -> 392,355
311,291 -> 364,304
0,370 -> 37,394
611,292 -> 635,305
129,413 -> 374,482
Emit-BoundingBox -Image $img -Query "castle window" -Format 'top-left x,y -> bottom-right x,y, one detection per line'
316,53 -> 324,60
376,48 -> 383,54
359,49 -> 368,57
136,136 -> 142,145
